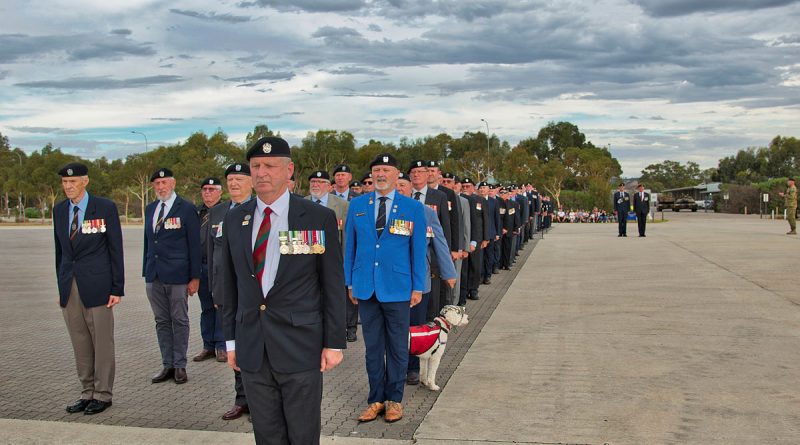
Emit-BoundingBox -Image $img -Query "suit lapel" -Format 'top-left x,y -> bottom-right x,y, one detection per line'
240,199 -> 257,275
72,195 -> 96,251
60,201 -> 75,255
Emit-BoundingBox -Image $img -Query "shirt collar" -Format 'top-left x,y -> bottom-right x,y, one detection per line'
160,192 -> 177,207
413,185 -> 429,196
230,195 -> 252,209
375,189 -> 396,202
70,192 -> 89,212
256,189 -> 290,217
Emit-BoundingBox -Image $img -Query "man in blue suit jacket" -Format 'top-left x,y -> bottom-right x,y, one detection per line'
54,163 -> 124,416
143,168 -> 201,385
344,153 -> 428,424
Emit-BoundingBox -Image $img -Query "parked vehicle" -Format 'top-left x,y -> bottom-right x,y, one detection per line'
656,195 -> 675,211
673,198 -> 698,212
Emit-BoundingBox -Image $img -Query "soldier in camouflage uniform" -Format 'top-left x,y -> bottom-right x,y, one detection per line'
780,177 -> 797,235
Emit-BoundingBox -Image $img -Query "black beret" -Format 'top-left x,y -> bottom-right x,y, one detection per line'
461,177 -> 474,185
442,172 -> 455,179
246,136 -> 291,160
150,168 -> 173,182
637,183 -> 645,188
452,175 -> 461,182
350,180 -> 362,187
308,170 -> 331,181
478,181 -> 489,188
361,173 -> 373,182
618,182 -> 625,187
200,177 -> 222,188
225,163 -> 250,177
369,153 -> 398,169
789,177 -> 795,182
58,162 -> 88,177
427,160 -> 439,168
333,164 -> 352,174
397,171 -> 410,181
408,160 -> 427,172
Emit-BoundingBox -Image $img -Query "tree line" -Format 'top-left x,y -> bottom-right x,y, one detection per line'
0,122 -> 622,221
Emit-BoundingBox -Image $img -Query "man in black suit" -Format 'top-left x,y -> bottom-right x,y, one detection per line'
221,137 -> 346,444
633,183 -> 651,237
143,168 -> 202,385
207,163 -> 253,421
332,164 -> 359,201
458,178 -> 487,303
194,177 -> 225,363
54,162 -> 124,416
613,182 -> 630,237
478,181 -> 499,284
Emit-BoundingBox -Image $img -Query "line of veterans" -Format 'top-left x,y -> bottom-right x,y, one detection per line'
52,138 -> 546,443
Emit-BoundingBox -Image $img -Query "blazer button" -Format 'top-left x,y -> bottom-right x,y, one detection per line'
375,244 -> 380,248
154,254 -> 159,259
154,240 -> 158,244
374,262 -> 379,266
259,304 -> 266,311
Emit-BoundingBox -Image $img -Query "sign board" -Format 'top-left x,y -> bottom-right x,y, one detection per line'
763,193 -> 769,203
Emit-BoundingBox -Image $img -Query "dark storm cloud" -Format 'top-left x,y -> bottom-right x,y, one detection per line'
15,75 -> 184,90
631,0 -> 799,17
238,0 -> 366,12
169,8 -> 252,23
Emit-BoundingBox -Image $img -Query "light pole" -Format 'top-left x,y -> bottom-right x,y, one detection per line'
130,130 -> 148,152
480,118 -> 490,181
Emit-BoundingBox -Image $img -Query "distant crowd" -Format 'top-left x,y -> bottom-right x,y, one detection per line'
553,207 -> 615,223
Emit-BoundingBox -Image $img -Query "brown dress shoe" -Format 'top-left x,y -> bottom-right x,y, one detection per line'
384,401 -> 403,423
216,349 -> 228,362
151,368 -> 174,383
357,402 -> 384,422
174,368 -> 188,384
222,404 -> 249,421
193,350 -> 215,361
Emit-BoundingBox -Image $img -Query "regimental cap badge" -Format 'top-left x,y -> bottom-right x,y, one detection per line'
159,171 -> 165,178
66,168 -> 73,176
416,161 -> 422,167
209,179 -> 214,185
316,172 -> 322,177
235,164 -> 242,172
263,142 -> 272,153
383,156 -> 389,162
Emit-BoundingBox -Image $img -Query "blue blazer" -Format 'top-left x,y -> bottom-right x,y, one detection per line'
53,194 -> 125,308
142,195 -> 201,284
344,191 -> 427,302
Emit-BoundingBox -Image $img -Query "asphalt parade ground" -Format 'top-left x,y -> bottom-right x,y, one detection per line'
2,211 -> 799,444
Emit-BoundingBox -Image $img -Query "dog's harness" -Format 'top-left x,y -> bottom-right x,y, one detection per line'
409,316 -> 452,356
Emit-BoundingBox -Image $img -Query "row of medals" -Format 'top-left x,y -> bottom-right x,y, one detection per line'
278,230 -> 325,255
388,219 -> 413,235
80,220 -> 107,234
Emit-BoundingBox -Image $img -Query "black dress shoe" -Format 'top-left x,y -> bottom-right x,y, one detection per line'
84,400 -> 112,415
492,268 -> 499,274
467,294 -> 480,300
151,367 -> 174,383
482,278 -> 491,285
174,368 -> 188,384
346,332 -> 358,342
623,234 -> 627,237
406,371 -> 420,385
66,399 -> 91,413
618,234 -> 623,237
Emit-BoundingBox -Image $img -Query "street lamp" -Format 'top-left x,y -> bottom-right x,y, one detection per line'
130,130 -> 148,152
480,118 -> 490,181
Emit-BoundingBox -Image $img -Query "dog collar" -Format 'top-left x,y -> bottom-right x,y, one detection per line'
436,316 -> 451,332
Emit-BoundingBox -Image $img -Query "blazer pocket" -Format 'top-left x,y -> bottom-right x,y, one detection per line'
291,311 -> 322,326
392,264 -> 410,276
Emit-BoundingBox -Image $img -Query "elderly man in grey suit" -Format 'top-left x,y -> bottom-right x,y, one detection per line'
442,173 -> 470,305
307,170 -> 356,342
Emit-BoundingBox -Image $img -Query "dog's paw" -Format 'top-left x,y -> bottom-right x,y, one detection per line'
429,384 -> 441,391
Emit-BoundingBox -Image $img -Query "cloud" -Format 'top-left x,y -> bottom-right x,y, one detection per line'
217,71 -> 295,82
326,66 -> 387,76
311,26 -> 363,39
238,0 -> 366,12
110,29 -> 132,36
169,8 -> 252,23
15,75 -> 184,90
333,93 -> 410,98
8,126 -> 81,134
261,112 -> 305,119
632,0 -> 799,17
150,117 -> 184,121
368,24 -> 382,32
0,33 -> 156,63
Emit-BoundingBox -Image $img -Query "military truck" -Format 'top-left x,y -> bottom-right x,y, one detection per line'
672,197 -> 699,212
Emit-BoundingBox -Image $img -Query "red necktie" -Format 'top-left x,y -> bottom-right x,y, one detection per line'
253,207 -> 273,284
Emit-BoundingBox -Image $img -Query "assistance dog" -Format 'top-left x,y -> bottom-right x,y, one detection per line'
408,305 -> 469,391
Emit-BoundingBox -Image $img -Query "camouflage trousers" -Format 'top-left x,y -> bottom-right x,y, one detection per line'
788,206 -> 796,232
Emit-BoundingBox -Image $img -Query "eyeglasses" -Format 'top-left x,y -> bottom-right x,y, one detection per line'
363,180 -> 373,185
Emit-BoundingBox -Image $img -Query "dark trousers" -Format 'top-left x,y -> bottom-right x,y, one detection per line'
346,295 -> 359,336
234,369 -> 247,406
145,279 -> 189,368
636,212 -> 647,235
198,268 -> 224,351
240,349 -> 322,445
494,238 -> 502,268
617,212 -> 627,235
466,247 -> 482,291
359,296 -> 410,404
459,257 -> 470,305
500,234 -> 513,268
408,293 -> 430,374
482,239 -> 495,279
425,276 -> 442,322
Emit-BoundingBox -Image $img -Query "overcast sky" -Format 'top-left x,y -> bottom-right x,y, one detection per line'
1,0 -> 798,176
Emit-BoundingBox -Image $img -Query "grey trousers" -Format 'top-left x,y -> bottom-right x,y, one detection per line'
62,279 -> 115,402
146,280 -> 190,368
451,258 -> 463,304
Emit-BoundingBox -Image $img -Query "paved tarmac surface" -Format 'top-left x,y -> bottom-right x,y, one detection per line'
3,212 -> 799,444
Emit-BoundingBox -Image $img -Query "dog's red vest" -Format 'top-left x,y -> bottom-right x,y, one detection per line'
409,324 -> 441,355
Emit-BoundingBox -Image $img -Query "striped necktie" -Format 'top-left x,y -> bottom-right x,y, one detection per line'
69,206 -> 80,242
253,207 -> 273,285
376,196 -> 387,232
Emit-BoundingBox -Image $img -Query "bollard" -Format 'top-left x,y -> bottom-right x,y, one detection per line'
744,206 -> 748,215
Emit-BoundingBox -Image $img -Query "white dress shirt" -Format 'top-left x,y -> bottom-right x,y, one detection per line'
152,192 -> 177,232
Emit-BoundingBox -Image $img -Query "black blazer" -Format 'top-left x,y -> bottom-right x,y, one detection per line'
207,200 -> 238,306
634,192 -> 651,214
614,191 -> 630,214
142,195 -> 202,284
53,194 -> 125,308
422,187 -> 452,251
220,194 -> 346,374
433,185 -> 461,252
